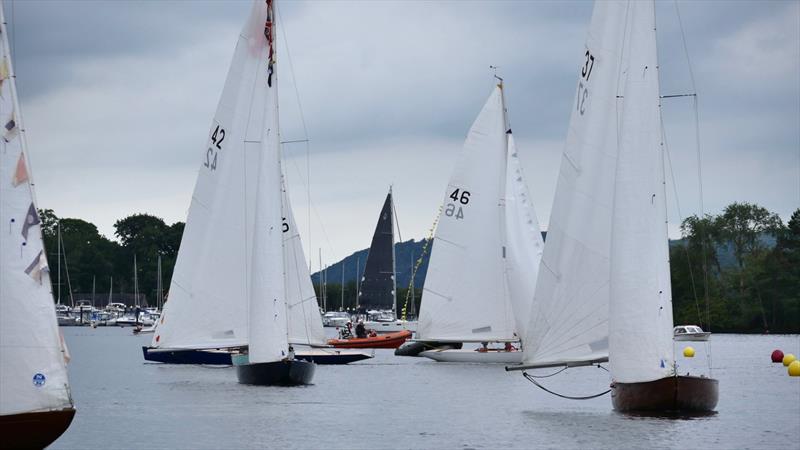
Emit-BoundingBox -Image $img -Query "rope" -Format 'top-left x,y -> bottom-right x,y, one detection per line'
522,370 -> 610,400
399,204 -> 442,320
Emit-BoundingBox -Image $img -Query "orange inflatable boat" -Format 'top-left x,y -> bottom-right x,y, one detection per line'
327,330 -> 412,349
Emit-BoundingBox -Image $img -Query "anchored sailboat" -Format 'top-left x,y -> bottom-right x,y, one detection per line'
416,80 -> 544,364
0,1 -> 75,445
508,0 -> 718,413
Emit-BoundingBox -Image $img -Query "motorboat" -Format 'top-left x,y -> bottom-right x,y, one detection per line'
322,311 -> 350,328
673,325 -> 711,341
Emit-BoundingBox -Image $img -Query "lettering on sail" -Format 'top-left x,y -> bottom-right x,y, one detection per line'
264,0 -> 275,87
444,188 -> 471,220
576,49 -> 595,116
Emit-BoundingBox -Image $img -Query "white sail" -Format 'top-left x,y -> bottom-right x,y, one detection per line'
608,0 -> 675,383
418,85 -> 516,343
153,0 -> 276,352
0,6 -> 72,415
520,1 -> 630,368
283,179 -> 326,347
504,134 -> 544,339
242,0 -> 287,365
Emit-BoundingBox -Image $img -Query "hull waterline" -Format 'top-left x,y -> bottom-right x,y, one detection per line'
232,354 -> 315,386
0,408 -> 75,449
420,348 -> 523,364
295,350 -> 372,365
611,375 -> 718,413
142,346 -> 233,365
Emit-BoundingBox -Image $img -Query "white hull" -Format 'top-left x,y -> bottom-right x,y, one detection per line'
323,318 -> 350,328
363,320 -> 417,333
673,333 -> 710,342
420,348 -> 523,364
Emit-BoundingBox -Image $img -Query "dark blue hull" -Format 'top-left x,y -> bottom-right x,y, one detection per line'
295,351 -> 372,365
232,354 -> 315,386
142,346 -> 232,365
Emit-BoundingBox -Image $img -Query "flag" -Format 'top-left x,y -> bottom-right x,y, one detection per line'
24,250 -> 49,283
3,114 -> 18,143
11,153 -> 28,187
21,203 -> 40,240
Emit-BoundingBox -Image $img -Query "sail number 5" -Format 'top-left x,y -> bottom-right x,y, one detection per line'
205,124 -> 226,171
445,188 -> 470,220
576,49 -> 595,116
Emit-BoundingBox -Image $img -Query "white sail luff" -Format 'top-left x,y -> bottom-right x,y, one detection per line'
283,177 -> 326,347
418,85 -> 516,342
608,0 -> 675,383
0,3 -> 72,415
520,0 -> 630,367
504,134 -> 545,340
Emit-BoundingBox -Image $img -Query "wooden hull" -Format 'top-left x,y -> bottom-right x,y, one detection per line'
0,408 -> 75,449
232,355 -> 315,386
295,349 -> 373,365
611,375 -> 718,413
420,348 -> 523,364
327,330 -> 411,349
142,346 -> 232,365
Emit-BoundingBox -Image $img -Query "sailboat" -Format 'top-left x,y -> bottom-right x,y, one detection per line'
415,79 -> 544,364
507,0 -> 718,413
359,187 -> 417,333
0,1 -> 76,445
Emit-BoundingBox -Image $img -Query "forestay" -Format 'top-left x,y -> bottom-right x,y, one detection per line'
608,0 -> 675,383
518,1 -> 629,368
418,85 -> 516,343
0,7 -> 72,415
283,179 -> 326,347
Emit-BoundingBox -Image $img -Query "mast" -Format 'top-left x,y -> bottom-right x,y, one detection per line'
341,260 -> 345,310
91,276 -> 95,308
133,254 -> 139,307
157,255 -> 162,310
390,186 -> 397,315
355,256 -> 360,308
56,221 -> 61,305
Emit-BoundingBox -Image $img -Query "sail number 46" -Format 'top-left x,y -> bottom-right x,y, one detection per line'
205,125 -> 226,171
445,188 -> 470,220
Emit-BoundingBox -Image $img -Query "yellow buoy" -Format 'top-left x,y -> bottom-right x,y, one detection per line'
789,360 -> 800,377
783,353 -> 796,367
683,346 -> 695,358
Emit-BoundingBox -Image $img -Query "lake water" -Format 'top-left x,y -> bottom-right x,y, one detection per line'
52,328 -> 799,449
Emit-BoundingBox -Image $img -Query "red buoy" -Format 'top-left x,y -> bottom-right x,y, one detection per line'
771,349 -> 784,363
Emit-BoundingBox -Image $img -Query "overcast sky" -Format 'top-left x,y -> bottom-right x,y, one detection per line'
6,0 -> 799,267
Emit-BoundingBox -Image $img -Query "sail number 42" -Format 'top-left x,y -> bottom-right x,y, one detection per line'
205,124 -> 226,171
445,188 -> 470,220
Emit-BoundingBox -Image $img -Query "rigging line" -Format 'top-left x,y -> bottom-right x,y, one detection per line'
400,204 -> 441,320
276,6 -> 312,268
661,114 -> 704,328
522,371 -> 610,400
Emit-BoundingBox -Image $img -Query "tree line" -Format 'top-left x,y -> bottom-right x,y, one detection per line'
38,202 -> 798,333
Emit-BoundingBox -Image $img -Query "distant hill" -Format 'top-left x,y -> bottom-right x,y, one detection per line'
313,231 -> 776,289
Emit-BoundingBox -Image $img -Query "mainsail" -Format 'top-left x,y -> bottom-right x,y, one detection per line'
608,0 -> 675,383
154,0 -> 299,362
357,190 -> 396,311
417,85 -> 518,343
0,5 -> 73,416
518,0 -> 630,368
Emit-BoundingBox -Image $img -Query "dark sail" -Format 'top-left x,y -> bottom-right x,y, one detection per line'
358,190 -> 395,311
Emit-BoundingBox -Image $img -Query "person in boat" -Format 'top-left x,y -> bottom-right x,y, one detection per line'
339,322 -> 353,339
355,320 -> 367,339
477,342 -> 489,353
504,342 -> 517,352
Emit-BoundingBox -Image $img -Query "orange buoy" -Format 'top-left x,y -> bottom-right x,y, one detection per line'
771,349 -> 784,363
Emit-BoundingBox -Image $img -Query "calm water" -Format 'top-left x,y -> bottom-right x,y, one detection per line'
52,328 -> 799,449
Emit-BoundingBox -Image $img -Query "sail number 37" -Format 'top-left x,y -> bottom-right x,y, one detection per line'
445,188 -> 470,220
576,49 -> 595,116
205,125 -> 226,171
